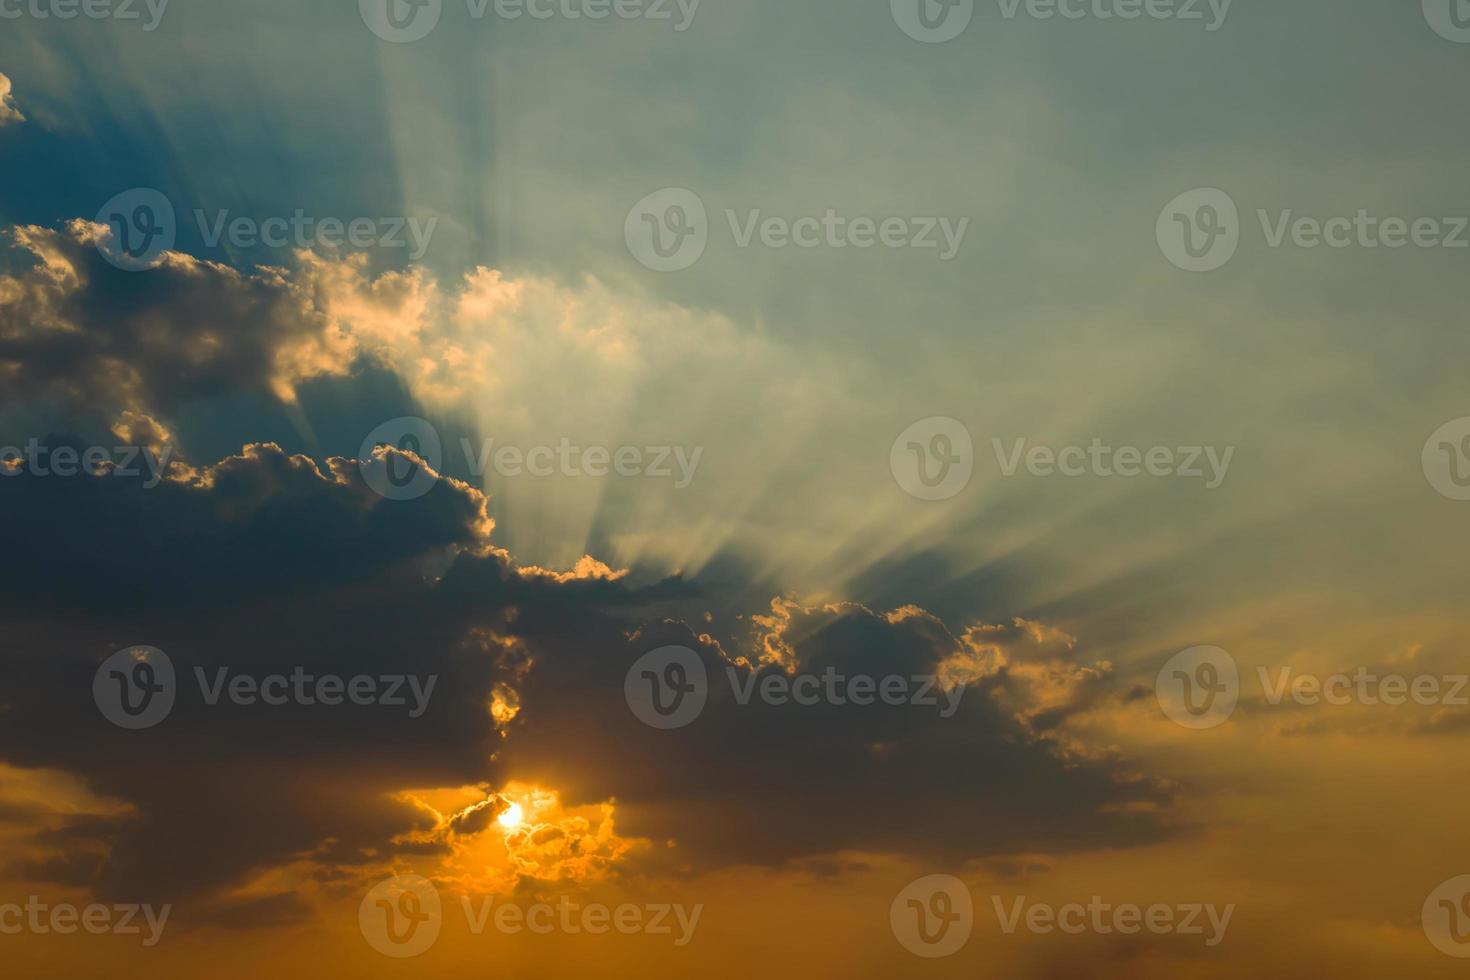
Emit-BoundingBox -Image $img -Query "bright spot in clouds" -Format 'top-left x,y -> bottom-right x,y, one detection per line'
498,801 -> 523,829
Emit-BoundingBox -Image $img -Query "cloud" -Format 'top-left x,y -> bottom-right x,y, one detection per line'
0,225 -> 353,416
0,220 -> 1177,927
0,73 -> 22,127
0,224 -> 855,573
492,597 -> 1172,872
0,438 -> 1172,923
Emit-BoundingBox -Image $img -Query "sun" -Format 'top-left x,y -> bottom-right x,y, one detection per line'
497,801 -> 524,829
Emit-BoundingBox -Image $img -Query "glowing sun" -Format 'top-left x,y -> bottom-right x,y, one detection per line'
497,801 -> 524,829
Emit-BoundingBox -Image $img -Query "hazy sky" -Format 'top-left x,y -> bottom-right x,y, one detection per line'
2,1 -> 1469,976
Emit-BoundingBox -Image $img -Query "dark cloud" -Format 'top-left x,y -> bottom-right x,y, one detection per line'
0,225 -> 341,419
0,441 -> 1173,925
0,220 -> 1176,931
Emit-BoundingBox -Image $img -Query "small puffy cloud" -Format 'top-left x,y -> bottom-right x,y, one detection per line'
0,73 -> 22,127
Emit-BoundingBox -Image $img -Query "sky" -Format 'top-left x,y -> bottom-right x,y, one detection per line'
1,0 -> 1470,976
